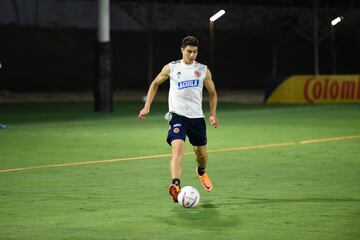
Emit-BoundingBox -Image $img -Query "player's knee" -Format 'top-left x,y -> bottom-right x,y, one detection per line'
173,151 -> 183,160
172,148 -> 184,160
194,149 -> 207,160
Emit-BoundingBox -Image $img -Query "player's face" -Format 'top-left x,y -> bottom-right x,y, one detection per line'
181,45 -> 198,64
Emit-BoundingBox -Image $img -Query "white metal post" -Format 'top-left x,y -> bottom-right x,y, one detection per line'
95,0 -> 113,112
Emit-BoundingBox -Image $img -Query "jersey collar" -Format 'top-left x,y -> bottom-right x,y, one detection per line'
181,59 -> 196,68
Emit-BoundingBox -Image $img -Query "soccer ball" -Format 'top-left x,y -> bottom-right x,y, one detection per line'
177,186 -> 200,208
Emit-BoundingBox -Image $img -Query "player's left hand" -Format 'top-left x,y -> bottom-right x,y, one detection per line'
209,115 -> 218,128
138,108 -> 149,120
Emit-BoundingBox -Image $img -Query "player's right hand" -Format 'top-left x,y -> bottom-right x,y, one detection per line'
138,108 -> 149,120
209,115 -> 218,128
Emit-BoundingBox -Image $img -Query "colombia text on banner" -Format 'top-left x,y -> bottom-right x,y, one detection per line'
265,75 -> 360,104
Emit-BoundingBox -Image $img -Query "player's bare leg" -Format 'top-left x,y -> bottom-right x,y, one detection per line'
194,145 -> 213,191
168,139 -> 184,202
170,139 -> 184,180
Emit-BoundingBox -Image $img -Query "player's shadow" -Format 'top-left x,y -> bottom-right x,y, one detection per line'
169,199 -> 242,230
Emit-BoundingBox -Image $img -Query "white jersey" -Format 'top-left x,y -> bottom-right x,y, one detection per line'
168,60 -> 207,118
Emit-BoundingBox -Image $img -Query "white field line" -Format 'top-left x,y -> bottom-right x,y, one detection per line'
0,135 -> 359,173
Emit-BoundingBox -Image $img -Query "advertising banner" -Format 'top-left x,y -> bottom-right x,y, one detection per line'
265,75 -> 360,104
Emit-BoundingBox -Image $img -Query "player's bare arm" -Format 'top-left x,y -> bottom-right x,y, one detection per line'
204,68 -> 219,128
138,65 -> 170,120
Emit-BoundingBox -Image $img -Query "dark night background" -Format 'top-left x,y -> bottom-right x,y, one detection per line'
0,0 -> 359,92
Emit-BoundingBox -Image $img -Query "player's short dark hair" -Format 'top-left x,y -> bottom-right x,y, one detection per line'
181,36 -> 199,48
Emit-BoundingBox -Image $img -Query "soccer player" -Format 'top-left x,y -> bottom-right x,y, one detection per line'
138,36 -> 218,202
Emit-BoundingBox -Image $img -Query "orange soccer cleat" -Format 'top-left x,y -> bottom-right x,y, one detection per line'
196,167 -> 213,192
168,184 -> 180,202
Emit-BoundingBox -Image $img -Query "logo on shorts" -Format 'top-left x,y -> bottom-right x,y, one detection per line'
173,123 -> 182,127
173,127 -> 180,133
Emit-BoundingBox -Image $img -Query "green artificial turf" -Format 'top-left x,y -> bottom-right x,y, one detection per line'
0,102 -> 359,240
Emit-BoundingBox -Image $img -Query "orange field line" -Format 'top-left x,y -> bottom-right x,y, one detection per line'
0,142 -> 295,173
0,153 -> 172,173
300,134 -> 360,144
206,142 -> 296,153
0,134 -> 359,173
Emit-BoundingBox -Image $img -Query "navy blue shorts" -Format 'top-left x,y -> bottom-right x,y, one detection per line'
166,113 -> 207,146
